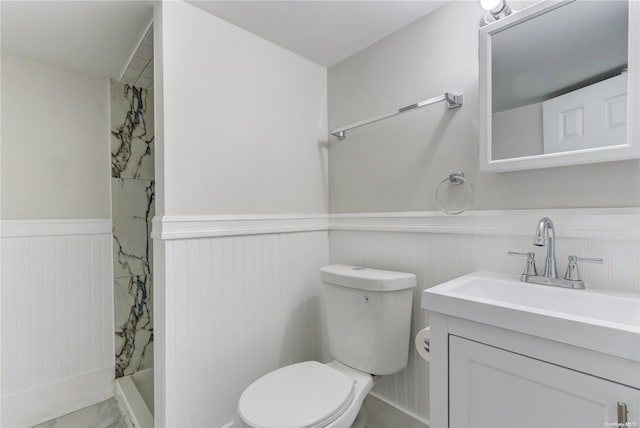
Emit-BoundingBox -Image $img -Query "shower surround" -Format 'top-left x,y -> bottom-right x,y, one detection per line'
111,80 -> 155,378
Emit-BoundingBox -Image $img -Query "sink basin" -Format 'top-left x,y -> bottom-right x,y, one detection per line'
422,271 -> 640,362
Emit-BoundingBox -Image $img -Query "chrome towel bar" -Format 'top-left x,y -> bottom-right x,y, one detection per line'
331,92 -> 463,140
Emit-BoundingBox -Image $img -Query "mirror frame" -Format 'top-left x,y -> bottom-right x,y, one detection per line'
479,0 -> 640,173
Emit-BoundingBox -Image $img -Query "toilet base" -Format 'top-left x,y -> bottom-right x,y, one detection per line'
322,360 -> 375,428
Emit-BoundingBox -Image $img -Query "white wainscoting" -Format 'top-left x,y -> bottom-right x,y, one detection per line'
153,220 -> 330,427
329,208 -> 640,425
1,219 -> 115,428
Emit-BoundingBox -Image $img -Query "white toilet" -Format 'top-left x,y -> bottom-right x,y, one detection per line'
238,264 -> 416,428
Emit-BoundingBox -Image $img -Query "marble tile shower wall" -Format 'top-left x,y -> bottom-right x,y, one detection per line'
110,80 -> 155,378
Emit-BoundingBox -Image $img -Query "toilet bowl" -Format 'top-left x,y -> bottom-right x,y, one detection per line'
238,360 -> 374,428
237,265 -> 416,428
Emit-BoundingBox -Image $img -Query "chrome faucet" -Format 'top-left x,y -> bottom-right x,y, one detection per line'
508,216 -> 603,289
533,217 -> 558,279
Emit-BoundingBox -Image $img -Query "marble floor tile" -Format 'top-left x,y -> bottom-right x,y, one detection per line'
32,399 -> 126,428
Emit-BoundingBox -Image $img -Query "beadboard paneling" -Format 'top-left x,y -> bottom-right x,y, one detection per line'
156,231 -> 330,427
329,228 -> 640,424
1,221 -> 114,427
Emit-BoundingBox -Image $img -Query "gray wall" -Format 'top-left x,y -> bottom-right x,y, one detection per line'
1,54 -> 111,219
156,1 -> 328,217
328,2 -> 640,213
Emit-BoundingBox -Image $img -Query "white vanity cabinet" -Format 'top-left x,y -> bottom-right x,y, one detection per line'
422,272 -> 640,428
448,335 -> 639,428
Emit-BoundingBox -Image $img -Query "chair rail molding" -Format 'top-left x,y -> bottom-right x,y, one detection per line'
151,214 -> 330,240
0,219 -> 112,237
150,208 -> 639,240
329,208 -> 640,240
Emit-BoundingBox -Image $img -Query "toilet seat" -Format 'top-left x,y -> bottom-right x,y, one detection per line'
238,361 -> 355,428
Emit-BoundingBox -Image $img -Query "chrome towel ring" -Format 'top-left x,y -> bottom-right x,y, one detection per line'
435,172 -> 474,215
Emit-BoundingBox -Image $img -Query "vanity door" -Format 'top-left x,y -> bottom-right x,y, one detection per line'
448,335 -> 640,428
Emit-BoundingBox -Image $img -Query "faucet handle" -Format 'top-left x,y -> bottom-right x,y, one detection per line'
570,256 -> 603,264
564,255 -> 603,281
508,251 -> 538,277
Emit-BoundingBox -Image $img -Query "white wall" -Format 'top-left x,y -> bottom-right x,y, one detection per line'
153,2 -> 330,426
1,54 -> 114,426
156,0 -> 327,217
1,53 -> 111,219
327,2 -> 640,213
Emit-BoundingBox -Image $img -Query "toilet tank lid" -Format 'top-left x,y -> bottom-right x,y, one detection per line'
320,264 -> 416,291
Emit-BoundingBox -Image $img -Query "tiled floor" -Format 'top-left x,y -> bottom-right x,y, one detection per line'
33,399 -> 127,428
33,392 -> 423,428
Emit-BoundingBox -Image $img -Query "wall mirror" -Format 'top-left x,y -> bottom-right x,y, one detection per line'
479,0 -> 640,172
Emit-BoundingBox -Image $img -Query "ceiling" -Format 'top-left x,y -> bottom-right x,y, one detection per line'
188,1 -> 447,67
1,1 -> 153,80
120,26 -> 154,89
1,0 -> 446,81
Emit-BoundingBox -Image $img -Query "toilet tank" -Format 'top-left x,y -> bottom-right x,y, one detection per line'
320,265 -> 416,376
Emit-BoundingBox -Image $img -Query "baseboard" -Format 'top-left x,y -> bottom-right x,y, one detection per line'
365,392 -> 429,428
1,367 -> 114,427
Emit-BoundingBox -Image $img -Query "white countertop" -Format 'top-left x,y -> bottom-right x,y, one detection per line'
422,271 -> 640,363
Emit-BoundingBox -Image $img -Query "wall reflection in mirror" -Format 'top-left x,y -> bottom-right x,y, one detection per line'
491,0 -> 628,161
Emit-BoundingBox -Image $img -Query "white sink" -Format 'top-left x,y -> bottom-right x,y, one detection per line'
422,271 -> 640,362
